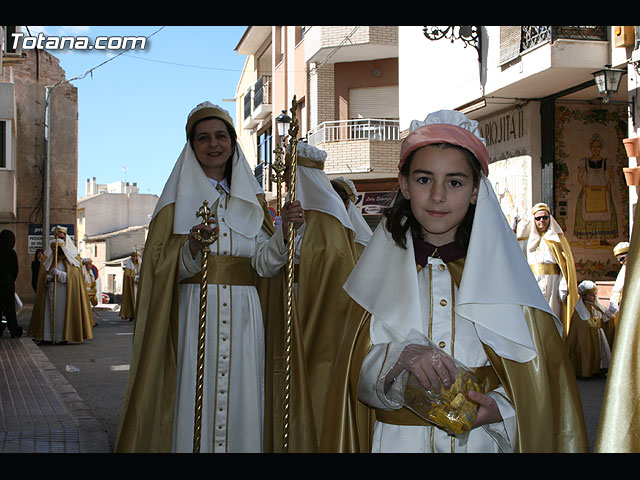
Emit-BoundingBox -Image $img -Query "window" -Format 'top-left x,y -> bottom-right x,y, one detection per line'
257,127 -> 272,190
0,120 -> 9,169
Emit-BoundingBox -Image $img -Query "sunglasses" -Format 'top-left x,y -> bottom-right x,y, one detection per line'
534,215 -> 549,221
618,255 -> 627,263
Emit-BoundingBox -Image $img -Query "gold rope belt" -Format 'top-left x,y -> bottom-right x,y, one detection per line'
374,365 -> 501,427
179,255 -> 256,286
530,263 -> 561,276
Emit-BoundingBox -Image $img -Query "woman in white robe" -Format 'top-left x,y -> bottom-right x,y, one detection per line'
116,102 -> 304,453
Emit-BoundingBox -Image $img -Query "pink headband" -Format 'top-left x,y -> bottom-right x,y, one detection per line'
399,124 -> 489,176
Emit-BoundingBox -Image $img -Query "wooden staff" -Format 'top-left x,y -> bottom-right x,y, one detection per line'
282,96 -> 299,452
192,200 -> 217,453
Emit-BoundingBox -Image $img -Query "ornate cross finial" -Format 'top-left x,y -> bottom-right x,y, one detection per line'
194,200 -> 217,249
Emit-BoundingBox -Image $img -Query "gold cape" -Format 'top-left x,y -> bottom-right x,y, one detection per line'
596,207 -> 640,452
543,235 -> 579,341
115,199 -> 316,453
320,258 -> 588,453
28,256 -> 94,342
119,266 -> 137,320
297,210 -> 358,444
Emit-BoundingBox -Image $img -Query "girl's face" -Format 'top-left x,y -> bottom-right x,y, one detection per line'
399,145 -> 478,245
192,118 -> 233,181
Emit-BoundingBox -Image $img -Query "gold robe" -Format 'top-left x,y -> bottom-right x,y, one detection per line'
120,265 -> 137,320
320,258 -> 588,453
296,209 -> 358,444
115,199 -> 316,453
542,235 -> 579,340
28,255 -> 94,343
596,209 -> 640,452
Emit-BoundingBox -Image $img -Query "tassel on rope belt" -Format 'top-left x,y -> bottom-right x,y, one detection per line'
180,255 -> 256,286
530,263 -> 561,276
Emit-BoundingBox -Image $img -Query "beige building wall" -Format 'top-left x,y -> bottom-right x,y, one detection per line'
1,49 -> 78,302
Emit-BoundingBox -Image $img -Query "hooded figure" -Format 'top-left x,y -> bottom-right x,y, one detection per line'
331,176 -> 373,255
28,226 -> 93,344
285,142 -> 360,445
607,241 -> 629,325
567,280 -> 612,377
320,110 -> 587,453
116,102 -> 315,453
518,203 -> 578,340
119,250 -> 141,321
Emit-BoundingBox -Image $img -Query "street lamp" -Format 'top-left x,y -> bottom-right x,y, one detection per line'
592,65 -> 626,103
276,109 -> 292,140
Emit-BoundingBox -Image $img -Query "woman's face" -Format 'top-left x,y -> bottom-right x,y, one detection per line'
37,250 -> 44,261
192,118 -> 233,181
399,145 -> 478,245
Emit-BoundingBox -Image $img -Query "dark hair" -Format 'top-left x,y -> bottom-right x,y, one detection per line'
188,116 -> 237,187
330,180 -> 350,206
0,229 -> 16,250
383,143 -> 482,251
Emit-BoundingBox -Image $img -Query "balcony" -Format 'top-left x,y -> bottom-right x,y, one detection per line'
308,118 -> 401,177
304,26 -> 398,65
242,75 -> 272,131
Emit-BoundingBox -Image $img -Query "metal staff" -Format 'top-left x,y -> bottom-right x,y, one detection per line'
51,231 -> 59,345
282,96 -> 299,452
192,200 -> 218,453
271,145 -> 286,216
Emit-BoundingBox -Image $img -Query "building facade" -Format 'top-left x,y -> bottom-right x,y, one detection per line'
234,26 -> 400,227
1,26 -> 79,302
234,26 -> 640,285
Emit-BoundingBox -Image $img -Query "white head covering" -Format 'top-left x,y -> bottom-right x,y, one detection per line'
153,102 -> 265,238
290,142 -> 353,232
613,241 -> 630,256
332,176 -> 372,246
43,226 -> 81,269
522,203 -> 565,252
343,110 -> 558,363
575,280 -> 607,320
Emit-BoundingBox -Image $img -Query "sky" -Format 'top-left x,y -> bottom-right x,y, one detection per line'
28,25 -> 249,198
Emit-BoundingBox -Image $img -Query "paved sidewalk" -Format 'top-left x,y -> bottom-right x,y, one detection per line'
0,308 -> 111,453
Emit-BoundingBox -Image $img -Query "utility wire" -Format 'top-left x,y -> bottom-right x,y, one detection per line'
47,26 -> 167,89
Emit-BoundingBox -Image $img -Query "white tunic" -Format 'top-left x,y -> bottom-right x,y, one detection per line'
527,235 -> 567,321
171,190 -> 287,453
358,256 -> 516,453
42,259 -> 68,343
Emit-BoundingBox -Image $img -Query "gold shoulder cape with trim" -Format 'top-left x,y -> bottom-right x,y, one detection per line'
28,256 -> 94,342
543,233 -> 579,340
115,196 -> 316,452
319,258 -> 588,453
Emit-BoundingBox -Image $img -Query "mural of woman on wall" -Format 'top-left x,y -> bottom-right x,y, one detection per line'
573,133 -> 618,241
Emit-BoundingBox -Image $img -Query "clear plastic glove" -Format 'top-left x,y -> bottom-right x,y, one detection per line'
52,268 -> 60,276
396,343 -> 457,394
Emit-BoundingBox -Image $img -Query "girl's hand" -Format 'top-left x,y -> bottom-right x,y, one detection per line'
468,390 -> 502,428
188,221 -> 218,258
281,200 -> 305,231
395,344 -> 457,393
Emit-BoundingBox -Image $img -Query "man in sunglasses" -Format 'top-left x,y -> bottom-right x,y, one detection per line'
607,241 -> 629,325
519,203 -> 578,341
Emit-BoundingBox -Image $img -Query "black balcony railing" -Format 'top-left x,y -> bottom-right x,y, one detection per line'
520,26 -> 607,53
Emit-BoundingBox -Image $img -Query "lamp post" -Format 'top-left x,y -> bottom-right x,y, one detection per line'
271,110 -> 292,215
592,65 -> 626,103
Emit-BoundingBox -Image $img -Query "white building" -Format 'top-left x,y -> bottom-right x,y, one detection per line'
77,177 -> 157,300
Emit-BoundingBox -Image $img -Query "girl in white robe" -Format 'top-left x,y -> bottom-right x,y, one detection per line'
332,110 -> 587,453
